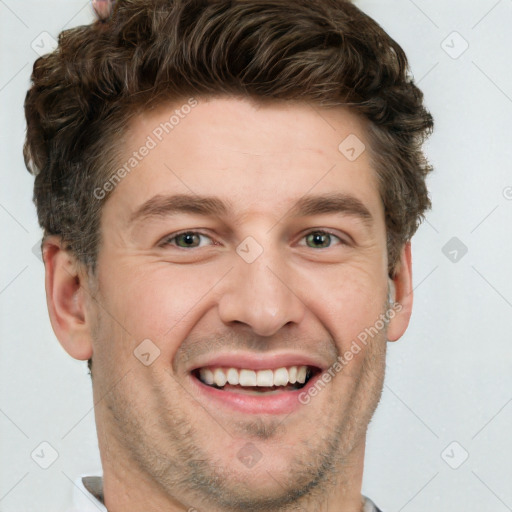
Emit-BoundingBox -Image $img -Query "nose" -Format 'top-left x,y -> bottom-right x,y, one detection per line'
217,246 -> 306,337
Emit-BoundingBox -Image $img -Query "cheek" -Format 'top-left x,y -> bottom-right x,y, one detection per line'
96,245 -> 387,364
301,265 -> 387,345
99,262 -> 220,344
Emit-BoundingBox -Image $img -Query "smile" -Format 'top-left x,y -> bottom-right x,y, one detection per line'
189,364 -> 324,414
194,365 -> 319,394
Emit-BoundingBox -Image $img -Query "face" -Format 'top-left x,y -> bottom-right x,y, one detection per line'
65,97 -> 411,511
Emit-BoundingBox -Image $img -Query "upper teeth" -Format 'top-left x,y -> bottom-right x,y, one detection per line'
199,366 -> 310,387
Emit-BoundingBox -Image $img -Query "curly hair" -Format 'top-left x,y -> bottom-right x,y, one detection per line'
24,0 -> 433,282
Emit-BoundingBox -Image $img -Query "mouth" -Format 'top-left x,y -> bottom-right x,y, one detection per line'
187,352 -> 328,414
192,365 -> 320,394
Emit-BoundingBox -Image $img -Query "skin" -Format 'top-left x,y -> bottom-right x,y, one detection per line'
43,96 -> 413,512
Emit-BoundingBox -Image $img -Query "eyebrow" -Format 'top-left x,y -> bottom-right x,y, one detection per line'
128,192 -> 373,226
291,193 -> 373,224
129,194 -> 230,224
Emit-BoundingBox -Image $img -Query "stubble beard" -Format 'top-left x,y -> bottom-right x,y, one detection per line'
95,305 -> 389,512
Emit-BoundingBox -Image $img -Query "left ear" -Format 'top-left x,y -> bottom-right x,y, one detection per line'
387,242 -> 413,342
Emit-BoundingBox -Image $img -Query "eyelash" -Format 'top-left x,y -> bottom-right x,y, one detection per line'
159,229 -> 348,249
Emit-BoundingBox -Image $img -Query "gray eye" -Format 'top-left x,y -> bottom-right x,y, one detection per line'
305,231 -> 337,249
175,232 -> 202,248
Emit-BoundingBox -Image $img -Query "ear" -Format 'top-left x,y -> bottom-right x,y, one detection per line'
386,242 -> 413,342
42,235 -> 94,360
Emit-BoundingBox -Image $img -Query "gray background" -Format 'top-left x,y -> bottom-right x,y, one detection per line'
1,0 -> 511,510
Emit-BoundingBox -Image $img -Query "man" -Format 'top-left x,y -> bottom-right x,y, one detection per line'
23,0 -> 433,510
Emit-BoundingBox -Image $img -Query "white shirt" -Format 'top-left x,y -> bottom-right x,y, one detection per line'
69,475 -> 383,511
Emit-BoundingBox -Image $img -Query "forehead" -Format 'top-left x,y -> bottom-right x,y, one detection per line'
103,96 -> 384,227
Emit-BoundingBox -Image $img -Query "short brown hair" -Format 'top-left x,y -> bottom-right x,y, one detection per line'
24,0 -> 433,311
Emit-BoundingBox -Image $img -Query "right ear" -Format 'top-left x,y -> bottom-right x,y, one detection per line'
42,235 -> 94,360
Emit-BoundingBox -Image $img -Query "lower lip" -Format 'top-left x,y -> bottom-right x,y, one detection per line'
189,372 -> 323,415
